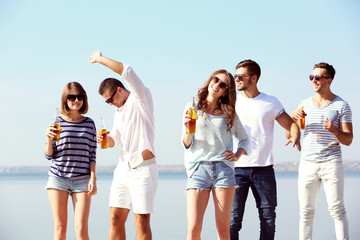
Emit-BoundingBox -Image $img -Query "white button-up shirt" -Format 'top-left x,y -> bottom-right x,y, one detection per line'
109,64 -> 155,168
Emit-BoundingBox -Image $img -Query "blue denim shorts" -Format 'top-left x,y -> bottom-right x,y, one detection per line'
45,176 -> 90,193
187,161 -> 236,190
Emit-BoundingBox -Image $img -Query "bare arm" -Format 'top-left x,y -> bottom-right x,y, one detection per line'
183,133 -> 192,148
89,50 -> 149,99
45,140 -> 53,156
287,108 -> 304,140
89,50 -> 124,75
277,111 -> 301,151
324,118 -> 353,146
88,162 -> 97,196
45,124 -> 56,156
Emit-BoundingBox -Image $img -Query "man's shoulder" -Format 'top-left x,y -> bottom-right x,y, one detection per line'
237,92 -> 278,101
237,92 -> 281,107
236,92 -> 284,116
255,93 -> 284,108
333,95 -> 348,104
258,92 -> 279,101
332,95 -> 352,112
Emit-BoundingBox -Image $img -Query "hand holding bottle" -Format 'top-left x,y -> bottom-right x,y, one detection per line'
51,108 -> 61,141
46,124 -> 58,141
291,106 -> 307,130
299,106 -> 307,130
185,98 -> 198,134
98,117 -> 110,149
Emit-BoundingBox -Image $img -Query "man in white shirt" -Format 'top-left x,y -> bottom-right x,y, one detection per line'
89,50 -> 158,240
230,59 -> 300,240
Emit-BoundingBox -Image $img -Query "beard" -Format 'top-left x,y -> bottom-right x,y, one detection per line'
237,81 -> 250,91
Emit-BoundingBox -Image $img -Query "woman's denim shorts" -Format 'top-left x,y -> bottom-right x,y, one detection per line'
45,175 -> 90,193
187,161 -> 236,190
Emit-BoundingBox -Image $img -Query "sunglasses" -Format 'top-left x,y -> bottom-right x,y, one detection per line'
212,76 -> 228,89
309,75 -> 331,81
234,74 -> 252,81
67,94 -> 85,102
106,89 -> 117,104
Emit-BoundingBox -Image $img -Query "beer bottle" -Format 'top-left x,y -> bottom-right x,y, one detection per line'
100,117 -> 109,149
299,106 -> 306,130
186,98 -> 197,134
52,108 -> 61,141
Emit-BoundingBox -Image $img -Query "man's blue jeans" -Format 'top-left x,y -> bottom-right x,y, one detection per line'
230,166 -> 277,240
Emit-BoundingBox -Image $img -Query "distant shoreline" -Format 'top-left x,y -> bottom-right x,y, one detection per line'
1,161 -> 360,176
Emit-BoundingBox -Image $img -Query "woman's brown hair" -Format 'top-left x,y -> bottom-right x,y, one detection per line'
197,69 -> 236,133
60,82 -> 89,115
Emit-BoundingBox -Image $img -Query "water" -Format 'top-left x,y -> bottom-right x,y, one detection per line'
0,172 -> 359,239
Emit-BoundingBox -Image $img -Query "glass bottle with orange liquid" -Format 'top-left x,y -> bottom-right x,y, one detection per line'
299,106 -> 307,130
99,117 -> 110,149
52,108 -> 61,142
186,98 -> 197,134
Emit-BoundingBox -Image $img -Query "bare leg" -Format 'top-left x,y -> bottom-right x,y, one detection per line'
134,214 -> 152,240
213,187 -> 235,240
186,189 -> 211,240
48,189 -> 69,240
109,207 -> 130,240
71,192 -> 92,240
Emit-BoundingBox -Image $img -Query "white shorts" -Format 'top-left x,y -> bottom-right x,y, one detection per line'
109,160 -> 158,214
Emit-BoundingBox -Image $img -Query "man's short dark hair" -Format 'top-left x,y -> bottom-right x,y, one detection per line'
314,62 -> 336,79
98,78 -> 126,95
236,59 -> 261,81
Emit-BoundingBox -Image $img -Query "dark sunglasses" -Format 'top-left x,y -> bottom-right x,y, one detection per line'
309,75 -> 331,81
234,74 -> 252,81
105,89 -> 117,104
67,94 -> 85,102
212,76 -> 228,89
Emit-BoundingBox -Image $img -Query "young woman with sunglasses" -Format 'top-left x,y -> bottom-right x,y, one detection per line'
45,82 -> 97,240
182,70 -> 249,240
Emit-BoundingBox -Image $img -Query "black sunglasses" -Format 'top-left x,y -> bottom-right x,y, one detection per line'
309,75 -> 331,81
67,94 -> 85,102
106,89 -> 117,104
212,76 -> 228,89
234,74 -> 252,81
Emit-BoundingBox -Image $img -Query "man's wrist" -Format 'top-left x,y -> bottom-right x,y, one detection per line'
333,127 -> 341,137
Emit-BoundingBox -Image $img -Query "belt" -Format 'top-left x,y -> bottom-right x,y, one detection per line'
129,158 -> 156,169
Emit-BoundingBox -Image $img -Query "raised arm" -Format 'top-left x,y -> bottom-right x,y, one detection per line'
89,50 -> 149,100
89,50 -> 124,75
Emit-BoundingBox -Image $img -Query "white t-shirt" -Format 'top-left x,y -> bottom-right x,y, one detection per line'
234,92 -> 284,167
109,64 -> 155,168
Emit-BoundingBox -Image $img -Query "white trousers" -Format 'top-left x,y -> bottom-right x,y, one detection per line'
298,160 -> 349,240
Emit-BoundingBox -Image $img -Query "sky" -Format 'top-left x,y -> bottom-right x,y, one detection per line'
0,0 -> 359,167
